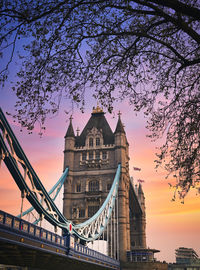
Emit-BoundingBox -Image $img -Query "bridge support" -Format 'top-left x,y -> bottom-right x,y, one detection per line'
118,187 -> 130,261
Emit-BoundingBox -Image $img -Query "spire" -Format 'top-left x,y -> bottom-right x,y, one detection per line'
65,116 -> 75,138
76,127 -> 80,136
138,183 -> 144,194
114,111 -> 125,134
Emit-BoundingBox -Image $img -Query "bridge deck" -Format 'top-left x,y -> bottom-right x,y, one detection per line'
0,211 -> 120,270
0,237 -> 106,270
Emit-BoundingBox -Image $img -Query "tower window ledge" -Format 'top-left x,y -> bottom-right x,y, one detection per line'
85,193 -> 102,201
75,146 -> 84,150
85,191 -> 102,195
104,144 -> 114,148
86,197 -> 101,203
80,159 -> 102,164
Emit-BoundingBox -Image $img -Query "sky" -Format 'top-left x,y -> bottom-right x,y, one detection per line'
1,85 -> 200,263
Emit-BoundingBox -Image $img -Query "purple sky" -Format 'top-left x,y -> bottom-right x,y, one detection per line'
1,82 -> 200,263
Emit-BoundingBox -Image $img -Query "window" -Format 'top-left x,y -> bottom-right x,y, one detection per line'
89,151 -> 93,160
131,241 -> 136,247
107,183 -> 111,191
88,180 -> 99,192
82,152 -> 86,161
79,209 -> 85,218
95,151 -> 100,160
88,205 -> 99,217
76,183 -> 81,192
102,151 -> 107,160
96,137 -> 100,146
89,138 -> 93,147
72,208 -> 77,218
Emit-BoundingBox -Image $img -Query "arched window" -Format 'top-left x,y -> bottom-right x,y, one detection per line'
107,183 -> 111,191
96,137 -> 100,146
79,209 -> 85,218
131,241 -> 136,247
88,180 -> 99,192
76,183 -> 81,192
89,138 -> 93,147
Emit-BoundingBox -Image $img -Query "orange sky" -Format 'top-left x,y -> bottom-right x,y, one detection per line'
0,92 -> 200,263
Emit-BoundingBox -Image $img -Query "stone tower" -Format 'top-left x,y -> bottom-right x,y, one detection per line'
63,106 -> 146,262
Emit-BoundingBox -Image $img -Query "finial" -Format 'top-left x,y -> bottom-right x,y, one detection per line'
92,102 -> 103,113
118,111 -> 122,118
69,115 -> 73,122
76,127 -> 80,136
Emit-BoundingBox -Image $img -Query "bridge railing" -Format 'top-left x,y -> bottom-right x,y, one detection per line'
72,241 -> 118,266
0,210 -> 120,269
0,210 -> 65,247
127,250 -> 155,262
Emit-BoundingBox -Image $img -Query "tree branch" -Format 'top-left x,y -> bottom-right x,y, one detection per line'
137,0 -> 200,44
148,0 -> 200,21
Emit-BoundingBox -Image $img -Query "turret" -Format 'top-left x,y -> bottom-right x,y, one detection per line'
63,116 -> 75,219
114,112 -> 125,135
138,183 -> 145,210
65,115 -> 75,139
138,183 -> 146,248
114,112 -> 131,259
114,112 -> 128,167
64,116 -> 75,170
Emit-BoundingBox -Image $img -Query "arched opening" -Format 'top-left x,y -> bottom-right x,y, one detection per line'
88,180 -> 99,192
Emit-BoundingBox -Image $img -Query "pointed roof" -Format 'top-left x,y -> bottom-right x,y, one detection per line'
65,116 -> 75,138
138,183 -> 144,194
75,106 -> 114,146
114,111 -> 125,134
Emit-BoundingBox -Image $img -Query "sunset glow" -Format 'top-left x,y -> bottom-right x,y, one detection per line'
0,89 -> 199,263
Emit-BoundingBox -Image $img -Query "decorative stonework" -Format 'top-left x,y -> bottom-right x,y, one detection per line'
92,105 -> 104,114
85,127 -> 103,148
63,108 -> 147,262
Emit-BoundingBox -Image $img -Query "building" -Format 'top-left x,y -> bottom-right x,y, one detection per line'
176,247 -> 199,264
62,105 -> 161,267
168,247 -> 200,270
168,264 -> 200,270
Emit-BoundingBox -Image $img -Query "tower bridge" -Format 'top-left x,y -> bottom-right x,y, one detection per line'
0,106 -> 167,270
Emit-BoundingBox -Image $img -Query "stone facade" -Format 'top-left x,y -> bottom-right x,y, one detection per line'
63,106 -> 146,262
121,261 -> 168,270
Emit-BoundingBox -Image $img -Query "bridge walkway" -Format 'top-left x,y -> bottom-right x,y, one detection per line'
0,210 -> 120,270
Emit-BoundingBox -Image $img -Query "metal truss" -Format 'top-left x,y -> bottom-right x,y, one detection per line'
0,108 -> 121,242
17,167 -> 68,224
73,164 -> 120,241
0,108 -> 70,230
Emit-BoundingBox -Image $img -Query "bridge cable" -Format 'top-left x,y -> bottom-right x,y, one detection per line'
114,198 -> 116,259
117,192 -> 119,260
111,206 -> 113,258
107,214 -> 109,255
20,190 -> 25,219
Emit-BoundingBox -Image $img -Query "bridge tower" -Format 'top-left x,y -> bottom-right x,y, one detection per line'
63,106 -> 146,262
